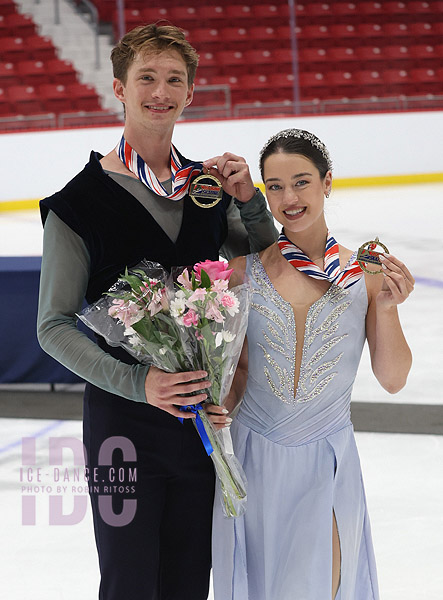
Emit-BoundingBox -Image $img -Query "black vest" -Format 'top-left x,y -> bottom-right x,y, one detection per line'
40,151 -> 231,304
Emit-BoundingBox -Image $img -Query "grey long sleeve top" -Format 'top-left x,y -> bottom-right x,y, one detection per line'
37,169 -> 278,404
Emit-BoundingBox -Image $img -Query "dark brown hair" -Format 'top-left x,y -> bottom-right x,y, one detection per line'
111,23 -> 199,86
259,129 -> 332,181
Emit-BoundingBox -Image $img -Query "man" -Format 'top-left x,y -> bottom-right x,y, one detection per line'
37,24 -> 277,600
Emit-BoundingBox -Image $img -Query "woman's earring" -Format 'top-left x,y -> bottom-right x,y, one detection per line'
325,191 -> 330,198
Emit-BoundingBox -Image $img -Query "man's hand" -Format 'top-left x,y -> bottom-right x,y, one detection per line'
203,153 -> 256,203
144,366 -> 211,418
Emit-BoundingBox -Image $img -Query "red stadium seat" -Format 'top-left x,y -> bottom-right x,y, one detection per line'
382,45 -> 410,61
406,1 -> 434,14
327,70 -> 357,91
219,27 -> 249,43
225,5 -> 253,21
0,37 -> 28,62
329,24 -> 358,39
353,69 -> 384,88
409,44 -> 438,63
381,68 -> 410,93
299,71 -> 329,94
187,28 -> 220,50
26,35 -> 57,61
3,13 -> 36,37
140,7 -> 169,23
299,47 -> 328,66
358,2 -> 385,16
252,4 -> 289,25
381,44 -> 413,68
356,23 -> 383,39
216,50 -> 248,76
249,26 -> 277,42
39,83 -> 73,113
239,73 -> 270,90
7,85 -> 43,114
382,23 -> 410,38
272,48 -> 293,66
210,75 -> 241,90
0,62 -> 18,87
0,87 -> 13,116
168,6 -> 198,25
0,0 -> 16,16
199,5 -> 228,25
16,60 -> 49,86
410,67 -> 443,93
298,3 -> 332,18
242,49 -> 274,74
327,47 -> 358,68
197,52 -> 219,78
408,21 -> 436,36
46,59 -> 78,84
383,2 -> 409,15
65,83 -> 102,111
298,25 -> 331,41
332,3 -> 360,17
268,72 -> 295,89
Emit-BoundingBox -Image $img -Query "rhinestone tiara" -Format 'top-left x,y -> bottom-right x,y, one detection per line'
259,128 -> 333,171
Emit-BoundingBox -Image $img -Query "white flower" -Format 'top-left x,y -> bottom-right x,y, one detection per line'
159,347 -> 168,355
215,330 -> 236,348
170,295 -> 186,319
223,330 -> 236,343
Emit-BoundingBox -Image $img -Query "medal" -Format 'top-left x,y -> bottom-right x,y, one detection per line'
189,173 -> 223,208
357,237 -> 389,275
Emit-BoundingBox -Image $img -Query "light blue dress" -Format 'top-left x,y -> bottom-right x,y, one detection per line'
212,253 -> 380,600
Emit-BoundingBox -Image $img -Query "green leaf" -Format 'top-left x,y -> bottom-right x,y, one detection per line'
200,269 -> 211,289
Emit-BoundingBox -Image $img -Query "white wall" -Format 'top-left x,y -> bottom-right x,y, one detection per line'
1,110 -> 442,202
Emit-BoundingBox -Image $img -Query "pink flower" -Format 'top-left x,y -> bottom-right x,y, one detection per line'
205,302 -> 224,323
194,260 -> 233,284
195,330 -> 204,341
147,287 -> 168,316
108,299 -> 143,328
177,269 -> 193,290
220,293 -> 240,316
212,279 -> 229,293
188,288 -> 207,303
182,309 -> 199,328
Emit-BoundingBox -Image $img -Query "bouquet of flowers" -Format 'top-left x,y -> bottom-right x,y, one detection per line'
78,259 -> 250,517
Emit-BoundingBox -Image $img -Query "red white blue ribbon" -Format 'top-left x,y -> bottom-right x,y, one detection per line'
278,230 -> 363,289
116,135 -> 202,201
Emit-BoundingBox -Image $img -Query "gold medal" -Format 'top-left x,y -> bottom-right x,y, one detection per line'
357,237 -> 389,275
189,173 -> 223,208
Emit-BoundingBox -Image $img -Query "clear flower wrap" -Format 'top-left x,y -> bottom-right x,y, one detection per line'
78,259 -> 251,517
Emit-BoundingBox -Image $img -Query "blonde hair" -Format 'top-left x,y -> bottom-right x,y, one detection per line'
111,23 -> 199,86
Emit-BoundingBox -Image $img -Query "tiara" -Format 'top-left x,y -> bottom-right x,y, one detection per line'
259,128 -> 333,171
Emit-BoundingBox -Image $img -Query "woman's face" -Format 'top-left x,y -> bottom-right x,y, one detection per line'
263,151 -> 332,235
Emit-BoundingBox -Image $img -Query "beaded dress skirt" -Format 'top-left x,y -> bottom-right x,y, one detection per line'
211,253 -> 379,600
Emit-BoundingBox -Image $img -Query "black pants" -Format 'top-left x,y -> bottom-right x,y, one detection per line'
83,384 -> 215,600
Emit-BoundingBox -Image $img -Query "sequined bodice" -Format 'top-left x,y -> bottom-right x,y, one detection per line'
237,253 -> 368,445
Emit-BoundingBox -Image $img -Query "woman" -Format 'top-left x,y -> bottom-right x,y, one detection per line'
205,129 -> 414,600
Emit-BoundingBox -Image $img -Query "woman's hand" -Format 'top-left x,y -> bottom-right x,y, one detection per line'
202,153 -> 256,204
376,253 -> 415,310
203,403 -> 233,431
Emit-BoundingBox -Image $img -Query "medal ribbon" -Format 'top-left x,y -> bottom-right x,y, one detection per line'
278,230 -> 363,289
178,403 -> 214,456
116,135 -> 202,201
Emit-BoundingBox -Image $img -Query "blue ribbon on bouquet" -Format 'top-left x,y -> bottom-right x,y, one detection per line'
178,403 -> 214,456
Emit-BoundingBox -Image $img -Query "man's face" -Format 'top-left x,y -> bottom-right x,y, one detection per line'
114,49 -> 194,133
